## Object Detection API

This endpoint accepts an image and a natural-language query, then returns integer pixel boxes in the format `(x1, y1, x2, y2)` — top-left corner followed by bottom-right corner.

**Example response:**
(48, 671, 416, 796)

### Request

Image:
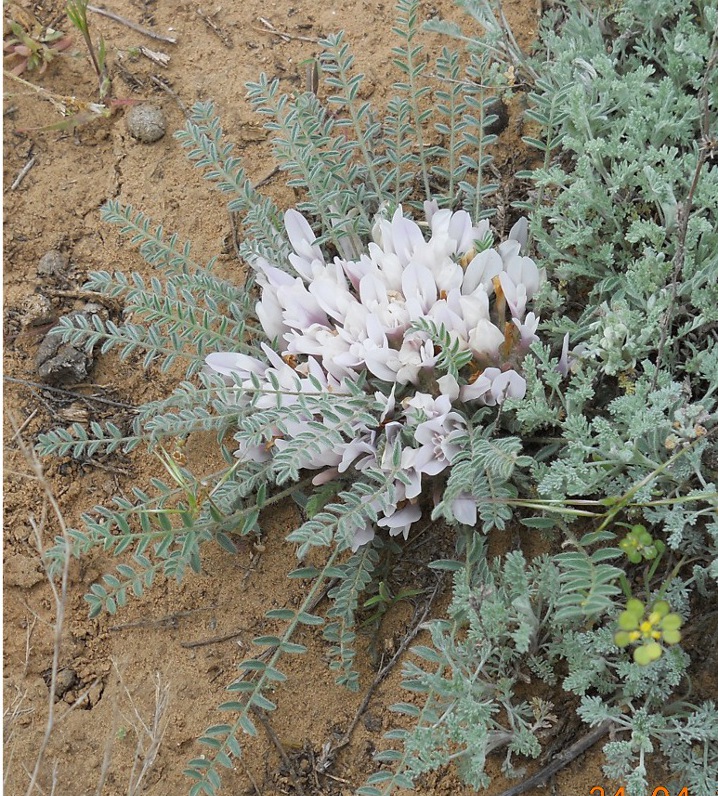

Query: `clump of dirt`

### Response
(125, 102, 166, 142)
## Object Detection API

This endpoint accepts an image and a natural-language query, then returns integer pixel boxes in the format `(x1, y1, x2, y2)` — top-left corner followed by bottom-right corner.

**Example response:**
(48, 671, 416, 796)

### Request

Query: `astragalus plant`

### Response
(37, 0, 718, 794)
(204, 203, 541, 551)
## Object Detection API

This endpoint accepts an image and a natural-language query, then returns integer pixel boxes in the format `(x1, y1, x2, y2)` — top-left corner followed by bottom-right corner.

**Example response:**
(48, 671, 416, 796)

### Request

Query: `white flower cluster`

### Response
(207, 203, 545, 549)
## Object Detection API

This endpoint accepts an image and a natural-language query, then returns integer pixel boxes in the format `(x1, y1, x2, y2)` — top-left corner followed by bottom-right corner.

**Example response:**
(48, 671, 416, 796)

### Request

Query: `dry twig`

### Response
(255, 165, 281, 189)
(109, 606, 215, 632)
(180, 629, 247, 649)
(122, 669, 170, 796)
(650, 36, 718, 390)
(196, 8, 233, 48)
(4, 376, 138, 412)
(3, 688, 34, 791)
(10, 156, 37, 190)
(493, 719, 614, 796)
(149, 75, 189, 117)
(9, 413, 73, 796)
(255, 17, 320, 44)
(139, 46, 170, 68)
(251, 706, 307, 796)
(318, 576, 444, 773)
(87, 4, 177, 44)
(11, 409, 39, 443)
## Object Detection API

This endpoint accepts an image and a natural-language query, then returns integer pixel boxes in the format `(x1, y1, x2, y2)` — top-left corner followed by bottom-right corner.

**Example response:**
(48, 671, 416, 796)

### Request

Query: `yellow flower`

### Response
(614, 598, 683, 665)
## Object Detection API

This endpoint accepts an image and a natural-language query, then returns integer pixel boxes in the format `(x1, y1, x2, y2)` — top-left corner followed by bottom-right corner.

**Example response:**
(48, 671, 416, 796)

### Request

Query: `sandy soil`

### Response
(4, 1, 622, 794)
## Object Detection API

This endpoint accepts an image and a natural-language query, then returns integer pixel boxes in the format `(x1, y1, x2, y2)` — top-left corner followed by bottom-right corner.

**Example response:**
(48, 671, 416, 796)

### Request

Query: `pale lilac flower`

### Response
(452, 493, 478, 525)
(394, 446, 424, 501)
(208, 205, 548, 550)
(423, 199, 440, 225)
(426, 295, 468, 345)
(375, 386, 396, 422)
(338, 437, 377, 473)
(205, 351, 268, 381)
(468, 318, 505, 360)
(351, 522, 376, 552)
(419, 251, 465, 294)
(497, 272, 530, 320)
(395, 335, 437, 384)
(447, 209, 481, 255)
(557, 334, 586, 376)
(557, 332, 571, 377)
(458, 288, 491, 330)
(232, 437, 273, 464)
(286, 324, 353, 380)
(485, 368, 527, 405)
(308, 260, 354, 324)
(285, 208, 325, 279)
(366, 245, 404, 292)
(274, 426, 343, 472)
(254, 259, 296, 346)
(462, 248, 503, 296)
(508, 217, 529, 253)
(276, 278, 329, 330)
(403, 392, 453, 424)
(412, 411, 465, 476)
(459, 367, 526, 405)
(378, 503, 422, 539)
(437, 374, 460, 401)
(372, 207, 425, 265)
(497, 238, 522, 267)
(459, 371, 493, 403)
(341, 251, 375, 291)
(359, 273, 411, 338)
(426, 201, 490, 255)
(359, 330, 399, 383)
(313, 467, 340, 486)
(401, 261, 438, 314)
(497, 241, 543, 321)
(513, 311, 541, 350)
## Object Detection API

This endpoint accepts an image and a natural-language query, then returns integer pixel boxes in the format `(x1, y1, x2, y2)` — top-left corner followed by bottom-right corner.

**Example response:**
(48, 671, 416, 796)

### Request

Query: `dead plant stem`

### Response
(4, 376, 138, 411)
(650, 36, 717, 391)
(251, 706, 307, 796)
(255, 17, 320, 44)
(494, 719, 614, 796)
(11, 410, 38, 443)
(320, 576, 443, 772)
(149, 75, 189, 116)
(86, 5, 177, 43)
(180, 629, 247, 649)
(196, 8, 233, 48)
(10, 414, 73, 796)
(11, 155, 37, 190)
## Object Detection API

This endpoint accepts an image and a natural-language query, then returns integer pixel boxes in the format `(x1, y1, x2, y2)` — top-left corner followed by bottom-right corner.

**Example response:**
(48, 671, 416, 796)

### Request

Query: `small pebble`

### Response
(37, 249, 68, 278)
(86, 681, 104, 708)
(35, 311, 95, 385)
(126, 103, 166, 143)
(484, 98, 510, 136)
(52, 668, 78, 701)
(21, 293, 54, 327)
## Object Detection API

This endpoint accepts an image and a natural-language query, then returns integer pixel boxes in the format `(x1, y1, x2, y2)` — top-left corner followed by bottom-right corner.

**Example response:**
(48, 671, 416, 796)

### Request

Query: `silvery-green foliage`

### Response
(596, 702, 718, 796)
(359, 543, 559, 795)
(522, 0, 718, 374)
(35, 0, 718, 793)
(511, 0, 718, 571)
(360, 0, 718, 793)
(364, 535, 710, 796)
(659, 702, 718, 796)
